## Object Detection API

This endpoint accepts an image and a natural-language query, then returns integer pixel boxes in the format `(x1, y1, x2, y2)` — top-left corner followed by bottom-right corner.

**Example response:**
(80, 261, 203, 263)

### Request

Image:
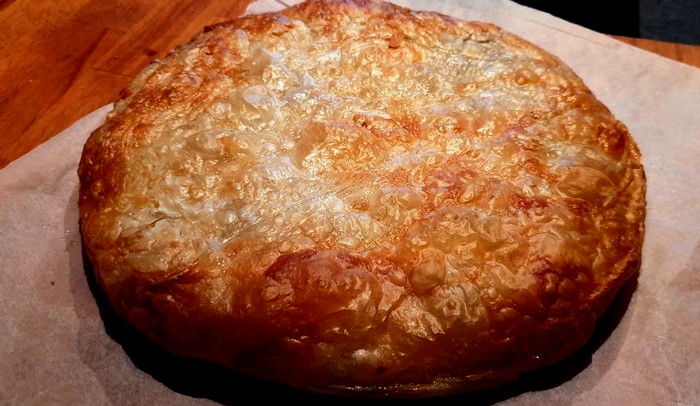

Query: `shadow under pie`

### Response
(81, 246, 638, 405)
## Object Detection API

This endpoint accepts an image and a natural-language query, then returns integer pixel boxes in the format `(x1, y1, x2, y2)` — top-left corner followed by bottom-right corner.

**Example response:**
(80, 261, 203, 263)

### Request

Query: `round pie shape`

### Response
(78, 0, 646, 397)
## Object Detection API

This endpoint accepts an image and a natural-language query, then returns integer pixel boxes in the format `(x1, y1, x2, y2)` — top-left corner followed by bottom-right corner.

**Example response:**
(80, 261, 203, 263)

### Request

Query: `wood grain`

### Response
(0, 0, 252, 169)
(1, 0, 699, 169)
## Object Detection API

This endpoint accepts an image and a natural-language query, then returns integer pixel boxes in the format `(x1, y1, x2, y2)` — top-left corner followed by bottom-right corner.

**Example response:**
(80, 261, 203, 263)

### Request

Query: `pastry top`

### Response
(78, 0, 645, 397)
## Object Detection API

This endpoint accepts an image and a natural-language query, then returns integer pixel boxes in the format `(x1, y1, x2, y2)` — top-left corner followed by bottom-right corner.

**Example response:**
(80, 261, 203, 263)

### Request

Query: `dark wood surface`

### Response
(1, 0, 699, 169)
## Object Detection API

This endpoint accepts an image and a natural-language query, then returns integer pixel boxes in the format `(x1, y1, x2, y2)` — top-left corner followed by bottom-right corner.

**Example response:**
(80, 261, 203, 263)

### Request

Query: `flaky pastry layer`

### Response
(78, 0, 645, 397)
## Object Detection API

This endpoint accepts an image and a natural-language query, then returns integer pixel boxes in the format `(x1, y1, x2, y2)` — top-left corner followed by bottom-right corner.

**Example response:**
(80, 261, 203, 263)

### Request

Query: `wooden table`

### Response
(1, 0, 699, 170)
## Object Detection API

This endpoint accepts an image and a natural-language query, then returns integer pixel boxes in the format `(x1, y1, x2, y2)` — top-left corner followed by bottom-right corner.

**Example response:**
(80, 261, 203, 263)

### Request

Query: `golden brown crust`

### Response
(78, 0, 646, 397)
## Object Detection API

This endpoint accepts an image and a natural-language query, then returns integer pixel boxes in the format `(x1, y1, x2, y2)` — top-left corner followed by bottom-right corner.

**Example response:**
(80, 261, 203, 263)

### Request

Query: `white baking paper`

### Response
(1, 0, 699, 404)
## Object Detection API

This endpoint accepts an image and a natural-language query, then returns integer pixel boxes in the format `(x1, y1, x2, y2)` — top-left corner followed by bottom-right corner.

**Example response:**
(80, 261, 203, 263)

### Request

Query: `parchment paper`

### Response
(2, 0, 699, 404)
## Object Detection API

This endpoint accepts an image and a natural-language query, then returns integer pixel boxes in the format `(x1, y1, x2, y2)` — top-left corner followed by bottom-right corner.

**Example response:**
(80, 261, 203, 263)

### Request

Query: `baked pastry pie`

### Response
(78, 0, 646, 397)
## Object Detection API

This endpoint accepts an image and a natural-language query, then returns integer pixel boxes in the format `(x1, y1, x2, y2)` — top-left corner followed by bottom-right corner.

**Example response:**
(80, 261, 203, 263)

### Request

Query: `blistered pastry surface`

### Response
(78, 0, 645, 396)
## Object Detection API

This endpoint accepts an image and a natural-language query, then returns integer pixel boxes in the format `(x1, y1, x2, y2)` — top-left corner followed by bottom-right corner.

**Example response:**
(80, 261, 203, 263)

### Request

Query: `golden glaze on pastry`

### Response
(78, 0, 646, 397)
